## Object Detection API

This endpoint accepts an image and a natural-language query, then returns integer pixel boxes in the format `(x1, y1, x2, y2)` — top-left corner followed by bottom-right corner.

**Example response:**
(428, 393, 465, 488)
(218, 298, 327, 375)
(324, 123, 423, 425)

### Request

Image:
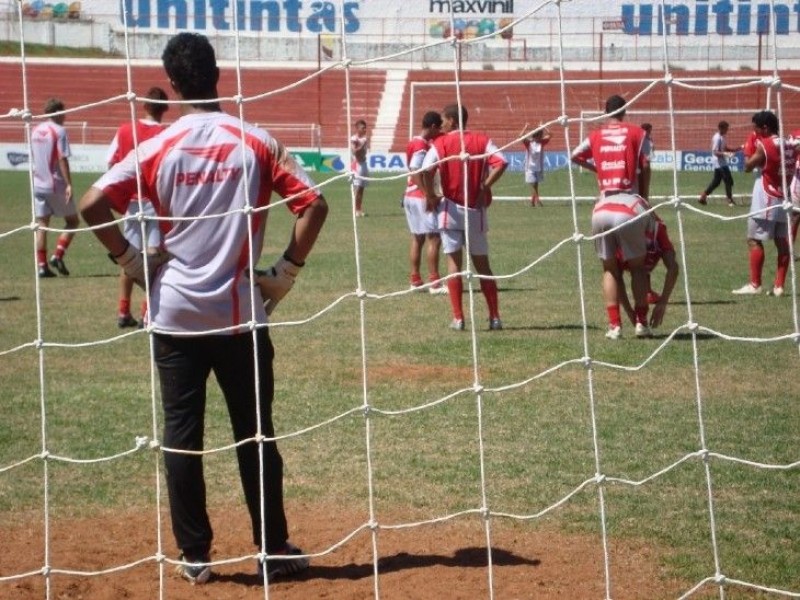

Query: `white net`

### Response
(1, 0, 799, 599)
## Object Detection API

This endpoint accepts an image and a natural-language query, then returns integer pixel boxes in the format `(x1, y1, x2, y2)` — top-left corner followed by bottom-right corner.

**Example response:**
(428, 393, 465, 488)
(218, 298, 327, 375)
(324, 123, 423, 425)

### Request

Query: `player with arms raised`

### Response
(571, 94, 655, 339)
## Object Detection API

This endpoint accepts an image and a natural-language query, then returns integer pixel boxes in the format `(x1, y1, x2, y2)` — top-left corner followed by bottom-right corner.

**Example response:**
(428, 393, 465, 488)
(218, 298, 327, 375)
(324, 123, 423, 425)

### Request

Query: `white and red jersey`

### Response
(106, 118, 167, 167)
(93, 111, 321, 334)
(405, 134, 432, 200)
(30, 120, 71, 194)
(523, 136, 549, 177)
(572, 121, 647, 195)
(351, 133, 368, 166)
(757, 134, 797, 200)
(422, 129, 507, 209)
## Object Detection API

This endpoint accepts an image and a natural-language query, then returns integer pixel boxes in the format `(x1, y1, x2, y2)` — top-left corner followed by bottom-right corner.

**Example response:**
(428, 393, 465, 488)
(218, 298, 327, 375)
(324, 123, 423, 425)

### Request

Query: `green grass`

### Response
(0, 168, 798, 592)
(0, 40, 119, 58)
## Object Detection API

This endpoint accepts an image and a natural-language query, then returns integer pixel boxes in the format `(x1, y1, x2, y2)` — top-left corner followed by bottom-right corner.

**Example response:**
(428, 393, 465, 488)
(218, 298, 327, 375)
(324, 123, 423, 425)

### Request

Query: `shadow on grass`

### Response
(0, 296, 20, 301)
(214, 546, 541, 586)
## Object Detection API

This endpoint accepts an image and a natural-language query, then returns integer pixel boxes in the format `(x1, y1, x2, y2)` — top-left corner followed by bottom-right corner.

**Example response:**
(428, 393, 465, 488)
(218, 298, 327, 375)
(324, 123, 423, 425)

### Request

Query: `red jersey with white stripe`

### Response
(93, 111, 320, 334)
(572, 121, 647, 194)
(107, 118, 167, 167)
(422, 130, 507, 208)
(758, 134, 797, 199)
(405, 134, 431, 199)
(30, 120, 71, 194)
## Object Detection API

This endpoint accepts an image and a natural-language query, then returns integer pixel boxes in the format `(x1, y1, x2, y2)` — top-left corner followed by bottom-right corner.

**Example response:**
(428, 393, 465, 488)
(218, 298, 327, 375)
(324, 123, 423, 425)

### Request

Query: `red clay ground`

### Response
(1, 501, 689, 599)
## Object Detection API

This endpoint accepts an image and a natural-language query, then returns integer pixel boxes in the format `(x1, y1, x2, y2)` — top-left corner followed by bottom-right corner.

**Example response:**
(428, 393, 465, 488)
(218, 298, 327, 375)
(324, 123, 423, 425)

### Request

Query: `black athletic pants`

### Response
(704, 166, 734, 199)
(153, 329, 288, 558)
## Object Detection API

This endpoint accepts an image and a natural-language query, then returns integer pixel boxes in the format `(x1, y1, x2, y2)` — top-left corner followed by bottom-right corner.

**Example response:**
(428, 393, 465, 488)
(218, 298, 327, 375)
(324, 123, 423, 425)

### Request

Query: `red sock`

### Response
(410, 273, 423, 286)
(635, 306, 649, 325)
(606, 305, 622, 328)
(36, 249, 47, 267)
(428, 272, 441, 283)
(479, 279, 500, 320)
(446, 277, 463, 320)
(119, 298, 131, 317)
(749, 245, 765, 287)
(775, 253, 790, 288)
(54, 235, 72, 259)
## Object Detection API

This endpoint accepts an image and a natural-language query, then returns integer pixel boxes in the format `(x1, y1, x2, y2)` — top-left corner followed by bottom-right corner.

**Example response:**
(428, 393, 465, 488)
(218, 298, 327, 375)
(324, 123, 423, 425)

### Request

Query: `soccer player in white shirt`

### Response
(403, 110, 445, 293)
(699, 120, 740, 207)
(80, 32, 327, 585)
(31, 98, 78, 278)
(350, 119, 369, 217)
(572, 94, 655, 339)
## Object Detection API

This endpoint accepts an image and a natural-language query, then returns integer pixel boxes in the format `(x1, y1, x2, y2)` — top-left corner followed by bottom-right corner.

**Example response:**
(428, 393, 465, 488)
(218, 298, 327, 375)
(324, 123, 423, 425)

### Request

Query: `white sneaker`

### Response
(428, 285, 448, 295)
(605, 325, 621, 340)
(635, 323, 653, 338)
(450, 318, 465, 331)
(767, 286, 784, 297)
(732, 283, 762, 295)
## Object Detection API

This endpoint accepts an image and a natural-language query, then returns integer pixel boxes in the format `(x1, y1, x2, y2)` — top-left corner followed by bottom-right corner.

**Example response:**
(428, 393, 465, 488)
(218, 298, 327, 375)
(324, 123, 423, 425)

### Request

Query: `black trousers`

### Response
(153, 329, 288, 557)
(704, 166, 734, 199)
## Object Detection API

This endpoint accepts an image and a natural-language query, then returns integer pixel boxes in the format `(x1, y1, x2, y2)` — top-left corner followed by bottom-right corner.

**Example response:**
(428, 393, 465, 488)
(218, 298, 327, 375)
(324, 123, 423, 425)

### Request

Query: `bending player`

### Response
(403, 110, 446, 293)
(616, 215, 679, 329)
(106, 86, 169, 328)
(571, 94, 654, 340)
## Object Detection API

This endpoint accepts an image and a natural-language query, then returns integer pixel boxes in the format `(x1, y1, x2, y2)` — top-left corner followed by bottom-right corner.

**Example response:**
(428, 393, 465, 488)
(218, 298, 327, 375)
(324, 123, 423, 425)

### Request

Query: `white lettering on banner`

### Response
(116, 0, 361, 33)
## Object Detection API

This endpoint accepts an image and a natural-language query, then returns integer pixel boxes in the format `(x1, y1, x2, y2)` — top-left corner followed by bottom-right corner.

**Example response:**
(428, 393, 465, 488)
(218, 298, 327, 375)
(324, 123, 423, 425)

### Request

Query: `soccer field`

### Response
(0, 167, 798, 596)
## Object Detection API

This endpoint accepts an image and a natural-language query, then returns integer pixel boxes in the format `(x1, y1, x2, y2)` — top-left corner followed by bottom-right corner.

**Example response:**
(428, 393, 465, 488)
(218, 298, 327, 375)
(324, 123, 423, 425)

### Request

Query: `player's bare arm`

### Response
(650, 250, 679, 328)
(422, 170, 439, 212)
(79, 188, 128, 257)
(283, 196, 329, 265)
(59, 156, 73, 199)
(744, 146, 765, 173)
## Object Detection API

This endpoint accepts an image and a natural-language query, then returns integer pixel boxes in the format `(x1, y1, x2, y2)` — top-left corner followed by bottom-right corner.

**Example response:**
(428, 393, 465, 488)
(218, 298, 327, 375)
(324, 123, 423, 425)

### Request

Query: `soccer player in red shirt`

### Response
(571, 94, 655, 339)
(733, 110, 797, 296)
(616, 216, 679, 329)
(421, 103, 508, 330)
(106, 86, 169, 327)
(403, 110, 446, 293)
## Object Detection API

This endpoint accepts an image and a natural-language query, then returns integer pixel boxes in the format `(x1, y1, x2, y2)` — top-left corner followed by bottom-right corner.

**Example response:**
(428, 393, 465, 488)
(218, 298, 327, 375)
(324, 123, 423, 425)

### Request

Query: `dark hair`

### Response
(44, 98, 64, 114)
(421, 111, 442, 129)
(443, 103, 468, 127)
(162, 33, 219, 101)
(641, 122, 652, 133)
(144, 86, 169, 117)
(718, 120, 729, 130)
(355, 119, 367, 128)
(605, 95, 626, 118)
(751, 110, 778, 134)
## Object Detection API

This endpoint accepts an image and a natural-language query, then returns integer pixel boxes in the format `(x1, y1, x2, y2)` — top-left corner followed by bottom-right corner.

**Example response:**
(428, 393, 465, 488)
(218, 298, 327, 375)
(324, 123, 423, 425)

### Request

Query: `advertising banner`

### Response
(681, 150, 745, 172)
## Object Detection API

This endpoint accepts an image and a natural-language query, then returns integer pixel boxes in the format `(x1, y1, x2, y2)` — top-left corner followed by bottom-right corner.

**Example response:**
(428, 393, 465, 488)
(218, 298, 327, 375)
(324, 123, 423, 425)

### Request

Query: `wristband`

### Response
(108, 242, 131, 264)
(283, 252, 305, 268)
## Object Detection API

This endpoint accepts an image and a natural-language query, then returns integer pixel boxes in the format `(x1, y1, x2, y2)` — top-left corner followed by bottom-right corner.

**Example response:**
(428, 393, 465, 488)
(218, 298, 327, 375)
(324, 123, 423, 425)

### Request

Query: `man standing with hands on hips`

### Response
(80, 32, 328, 586)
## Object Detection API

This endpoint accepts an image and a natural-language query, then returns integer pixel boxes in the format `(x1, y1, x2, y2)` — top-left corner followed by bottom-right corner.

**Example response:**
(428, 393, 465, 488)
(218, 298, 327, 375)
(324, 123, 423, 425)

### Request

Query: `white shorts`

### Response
(747, 217, 788, 241)
(525, 170, 545, 185)
(438, 199, 489, 255)
(34, 190, 76, 219)
(404, 196, 438, 235)
(351, 161, 368, 189)
(790, 175, 800, 208)
(123, 201, 162, 250)
(591, 192, 650, 261)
